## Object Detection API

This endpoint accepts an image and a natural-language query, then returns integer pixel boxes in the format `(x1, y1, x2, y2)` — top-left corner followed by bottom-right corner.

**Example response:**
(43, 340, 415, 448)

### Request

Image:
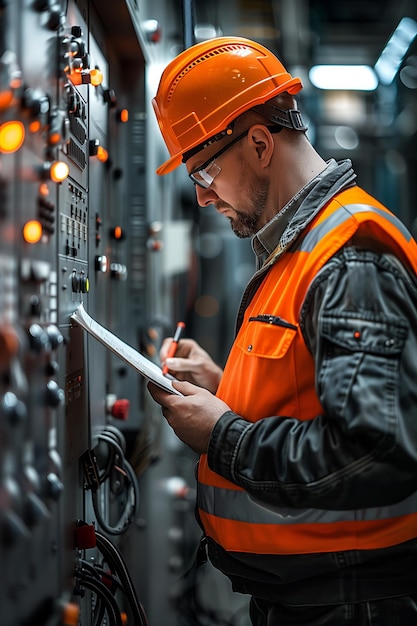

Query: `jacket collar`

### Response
(252, 159, 356, 269)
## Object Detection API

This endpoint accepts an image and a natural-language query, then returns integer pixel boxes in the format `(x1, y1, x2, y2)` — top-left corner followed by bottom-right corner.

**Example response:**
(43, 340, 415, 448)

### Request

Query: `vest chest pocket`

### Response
(236, 315, 298, 359)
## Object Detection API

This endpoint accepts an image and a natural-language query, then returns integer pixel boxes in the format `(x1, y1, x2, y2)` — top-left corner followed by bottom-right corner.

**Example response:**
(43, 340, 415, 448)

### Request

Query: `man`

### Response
(147, 36, 417, 625)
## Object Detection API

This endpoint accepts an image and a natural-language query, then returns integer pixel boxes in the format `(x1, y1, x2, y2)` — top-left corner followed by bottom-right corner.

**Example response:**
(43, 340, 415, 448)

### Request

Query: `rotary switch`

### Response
(1, 392, 27, 427)
(46, 324, 64, 350)
(45, 380, 65, 408)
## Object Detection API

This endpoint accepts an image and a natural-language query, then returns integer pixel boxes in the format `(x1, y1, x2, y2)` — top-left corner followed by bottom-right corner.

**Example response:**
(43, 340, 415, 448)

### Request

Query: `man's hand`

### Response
(160, 337, 223, 394)
(147, 380, 230, 454)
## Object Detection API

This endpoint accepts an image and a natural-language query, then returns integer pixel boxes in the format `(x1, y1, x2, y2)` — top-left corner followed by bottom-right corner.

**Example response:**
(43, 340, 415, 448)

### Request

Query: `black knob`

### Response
(28, 323, 48, 353)
(46, 473, 64, 500)
(1, 392, 27, 427)
(46, 325, 64, 350)
(45, 380, 64, 408)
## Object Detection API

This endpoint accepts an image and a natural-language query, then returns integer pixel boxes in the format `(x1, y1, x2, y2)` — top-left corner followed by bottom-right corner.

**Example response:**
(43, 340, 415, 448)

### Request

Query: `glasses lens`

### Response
(190, 161, 221, 188)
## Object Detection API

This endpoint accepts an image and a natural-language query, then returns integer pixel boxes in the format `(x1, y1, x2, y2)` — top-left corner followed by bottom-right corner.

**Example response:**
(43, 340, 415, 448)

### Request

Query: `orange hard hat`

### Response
(152, 37, 303, 176)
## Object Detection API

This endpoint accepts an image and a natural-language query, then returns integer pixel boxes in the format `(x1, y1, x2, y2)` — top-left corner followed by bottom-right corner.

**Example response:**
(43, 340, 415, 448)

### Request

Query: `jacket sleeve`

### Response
(207, 247, 417, 510)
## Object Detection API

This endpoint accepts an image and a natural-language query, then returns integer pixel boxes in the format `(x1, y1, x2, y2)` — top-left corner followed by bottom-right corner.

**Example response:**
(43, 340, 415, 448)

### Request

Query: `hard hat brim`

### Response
(156, 152, 183, 176)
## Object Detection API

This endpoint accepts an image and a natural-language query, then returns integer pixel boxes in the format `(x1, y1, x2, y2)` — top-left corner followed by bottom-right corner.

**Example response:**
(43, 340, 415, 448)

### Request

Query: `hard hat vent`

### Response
(167, 44, 249, 102)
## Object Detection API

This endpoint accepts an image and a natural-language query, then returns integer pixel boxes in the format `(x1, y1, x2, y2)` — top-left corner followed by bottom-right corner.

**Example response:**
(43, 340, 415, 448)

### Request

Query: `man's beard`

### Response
(222, 173, 270, 238)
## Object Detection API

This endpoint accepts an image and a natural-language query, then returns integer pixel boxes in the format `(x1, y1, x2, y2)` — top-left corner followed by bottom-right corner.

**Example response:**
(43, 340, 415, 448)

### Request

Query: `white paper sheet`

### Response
(71, 303, 182, 395)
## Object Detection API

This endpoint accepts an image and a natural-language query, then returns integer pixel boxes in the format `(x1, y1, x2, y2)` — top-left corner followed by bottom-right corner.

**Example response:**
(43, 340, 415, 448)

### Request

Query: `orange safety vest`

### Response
(198, 186, 417, 556)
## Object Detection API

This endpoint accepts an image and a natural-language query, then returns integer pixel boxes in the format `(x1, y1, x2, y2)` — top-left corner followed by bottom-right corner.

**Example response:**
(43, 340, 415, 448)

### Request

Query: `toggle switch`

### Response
(95, 255, 108, 273)
(71, 270, 89, 293)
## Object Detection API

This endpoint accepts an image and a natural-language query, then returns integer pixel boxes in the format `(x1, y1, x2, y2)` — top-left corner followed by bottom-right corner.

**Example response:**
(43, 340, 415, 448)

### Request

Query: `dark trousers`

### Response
(249, 595, 417, 626)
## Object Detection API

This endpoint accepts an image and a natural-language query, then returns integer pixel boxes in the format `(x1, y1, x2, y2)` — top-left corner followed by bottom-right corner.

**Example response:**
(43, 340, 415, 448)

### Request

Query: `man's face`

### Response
(186, 132, 271, 239)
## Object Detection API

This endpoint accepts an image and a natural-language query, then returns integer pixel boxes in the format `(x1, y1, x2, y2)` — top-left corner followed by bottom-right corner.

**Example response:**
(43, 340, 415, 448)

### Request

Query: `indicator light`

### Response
(29, 120, 41, 133)
(96, 145, 108, 162)
(39, 182, 50, 196)
(49, 160, 69, 183)
(48, 131, 61, 145)
(23, 220, 43, 243)
(118, 108, 129, 123)
(0, 91, 13, 110)
(0, 120, 25, 153)
(90, 68, 103, 86)
(111, 226, 124, 240)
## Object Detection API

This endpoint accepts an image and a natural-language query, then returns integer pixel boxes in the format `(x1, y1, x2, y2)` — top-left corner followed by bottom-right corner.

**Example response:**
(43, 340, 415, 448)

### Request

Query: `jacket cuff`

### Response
(207, 411, 250, 483)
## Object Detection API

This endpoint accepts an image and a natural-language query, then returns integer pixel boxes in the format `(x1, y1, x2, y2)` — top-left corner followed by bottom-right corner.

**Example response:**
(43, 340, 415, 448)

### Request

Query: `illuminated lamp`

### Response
(118, 108, 129, 123)
(0, 91, 14, 110)
(90, 68, 103, 87)
(0, 120, 25, 153)
(39, 182, 50, 196)
(96, 145, 108, 162)
(23, 220, 43, 244)
(309, 65, 378, 91)
(29, 120, 41, 133)
(111, 225, 125, 240)
(49, 160, 69, 183)
(48, 131, 61, 145)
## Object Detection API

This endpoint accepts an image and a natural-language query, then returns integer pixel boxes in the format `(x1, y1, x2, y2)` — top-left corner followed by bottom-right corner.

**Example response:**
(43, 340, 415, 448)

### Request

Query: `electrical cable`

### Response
(79, 560, 121, 626)
(88, 428, 140, 535)
(91, 455, 139, 535)
(95, 530, 148, 626)
(80, 559, 125, 595)
(77, 572, 123, 626)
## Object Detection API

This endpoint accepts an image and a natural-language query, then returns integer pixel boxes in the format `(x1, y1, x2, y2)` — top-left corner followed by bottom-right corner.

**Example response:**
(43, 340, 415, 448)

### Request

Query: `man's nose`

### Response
(195, 184, 219, 207)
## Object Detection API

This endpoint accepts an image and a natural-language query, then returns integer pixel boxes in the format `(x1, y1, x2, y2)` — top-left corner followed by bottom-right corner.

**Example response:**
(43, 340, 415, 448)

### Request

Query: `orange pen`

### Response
(162, 322, 185, 375)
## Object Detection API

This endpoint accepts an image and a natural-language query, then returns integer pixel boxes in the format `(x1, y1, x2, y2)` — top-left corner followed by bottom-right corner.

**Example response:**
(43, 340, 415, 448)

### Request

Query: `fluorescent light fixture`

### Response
(374, 17, 417, 85)
(309, 65, 378, 91)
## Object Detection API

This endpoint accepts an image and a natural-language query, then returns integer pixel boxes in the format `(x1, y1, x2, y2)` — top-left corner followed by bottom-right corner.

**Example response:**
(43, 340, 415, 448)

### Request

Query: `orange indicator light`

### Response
(119, 108, 129, 123)
(96, 145, 109, 162)
(39, 182, 50, 196)
(29, 120, 41, 133)
(114, 226, 122, 239)
(23, 220, 43, 244)
(90, 69, 103, 86)
(0, 120, 25, 153)
(50, 160, 69, 183)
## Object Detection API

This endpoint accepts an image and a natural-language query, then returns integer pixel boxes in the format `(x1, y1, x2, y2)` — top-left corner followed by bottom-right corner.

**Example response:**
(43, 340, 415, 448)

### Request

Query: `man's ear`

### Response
(247, 125, 275, 168)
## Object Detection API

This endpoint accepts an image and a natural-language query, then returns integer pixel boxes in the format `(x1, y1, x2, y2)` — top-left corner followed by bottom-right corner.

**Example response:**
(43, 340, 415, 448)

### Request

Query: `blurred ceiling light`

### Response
(309, 65, 378, 91)
(374, 17, 417, 85)
(194, 24, 219, 42)
(334, 126, 359, 150)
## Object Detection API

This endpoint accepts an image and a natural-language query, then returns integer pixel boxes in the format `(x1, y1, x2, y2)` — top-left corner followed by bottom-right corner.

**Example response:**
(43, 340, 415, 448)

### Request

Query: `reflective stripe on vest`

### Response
(198, 186, 417, 556)
(198, 484, 417, 525)
(299, 203, 414, 253)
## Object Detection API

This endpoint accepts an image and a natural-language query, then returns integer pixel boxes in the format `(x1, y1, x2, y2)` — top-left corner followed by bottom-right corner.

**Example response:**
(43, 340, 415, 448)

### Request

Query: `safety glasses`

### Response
(188, 129, 250, 188)
(188, 125, 283, 189)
